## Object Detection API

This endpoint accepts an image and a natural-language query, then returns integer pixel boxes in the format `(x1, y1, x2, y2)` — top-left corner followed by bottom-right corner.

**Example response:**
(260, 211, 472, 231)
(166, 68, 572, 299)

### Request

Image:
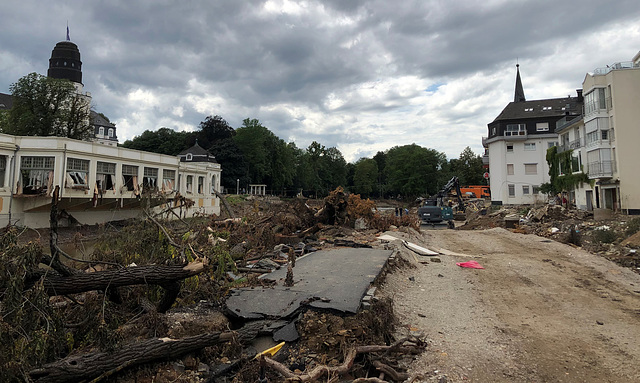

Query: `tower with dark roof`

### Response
(514, 64, 526, 102)
(47, 41, 83, 85)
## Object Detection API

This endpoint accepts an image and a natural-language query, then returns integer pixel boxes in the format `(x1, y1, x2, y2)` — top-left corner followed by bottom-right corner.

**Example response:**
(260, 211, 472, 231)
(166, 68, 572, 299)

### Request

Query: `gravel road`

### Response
(381, 227, 640, 382)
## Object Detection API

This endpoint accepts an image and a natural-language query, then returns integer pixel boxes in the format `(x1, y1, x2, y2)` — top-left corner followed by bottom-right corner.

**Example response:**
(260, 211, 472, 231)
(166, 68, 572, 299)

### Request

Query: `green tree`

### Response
(451, 146, 484, 186)
(234, 118, 296, 194)
(385, 144, 446, 198)
(5, 73, 93, 140)
(121, 127, 191, 155)
(373, 151, 387, 198)
(194, 116, 247, 190)
(353, 158, 378, 197)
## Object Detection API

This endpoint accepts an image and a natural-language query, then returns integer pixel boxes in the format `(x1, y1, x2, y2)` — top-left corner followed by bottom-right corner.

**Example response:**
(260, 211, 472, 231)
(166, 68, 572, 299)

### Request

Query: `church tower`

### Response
(513, 64, 526, 102)
(47, 40, 83, 89)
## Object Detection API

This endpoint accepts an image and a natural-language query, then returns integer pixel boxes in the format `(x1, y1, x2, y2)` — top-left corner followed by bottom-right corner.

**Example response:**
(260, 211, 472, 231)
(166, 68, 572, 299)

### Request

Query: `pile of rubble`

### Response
(461, 203, 640, 273)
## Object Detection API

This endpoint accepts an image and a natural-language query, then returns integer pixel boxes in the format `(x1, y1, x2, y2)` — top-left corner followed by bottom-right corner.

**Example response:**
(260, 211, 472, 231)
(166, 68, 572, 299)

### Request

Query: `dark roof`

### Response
(178, 142, 218, 163)
(90, 111, 115, 128)
(492, 96, 582, 122)
(0, 92, 13, 110)
(179, 142, 209, 156)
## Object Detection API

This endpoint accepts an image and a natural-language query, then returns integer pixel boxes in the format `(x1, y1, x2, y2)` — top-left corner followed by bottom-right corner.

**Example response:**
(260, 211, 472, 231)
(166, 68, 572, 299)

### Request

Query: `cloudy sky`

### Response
(2, 1, 639, 162)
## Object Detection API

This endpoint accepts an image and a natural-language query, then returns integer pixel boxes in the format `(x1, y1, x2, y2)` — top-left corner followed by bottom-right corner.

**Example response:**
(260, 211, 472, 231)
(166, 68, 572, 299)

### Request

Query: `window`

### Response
(542, 106, 552, 111)
(108, 128, 114, 138)
(524, 108, 533, 112)
(96, 161, 116, 192)
(186, 175, 193, 193)
(143, 167, 158, 190)
(601, 130, 609, 140)
(198, 176, 204, 194)
(122, 165, 139, 192)
(585, 88, 606, 114)
(20, 156, 54, 195)
(492, 127, 496, 136)
(536, 122, 549, 132)
(0, 156, 6, 187)
(162, 169, 176, 192)
(186, 153, 193, 161)
(98, 126, 104, 136)
(66, 158, 90, 188)
(507, 145, 513, 152)
(524, 143, 536, 151)
(571, 156, 579, 173)
(524, 163, 537, 175)
(505, 124, 526, 136)
(532, 185, 540, 195)
(508, 184, 515, 197)
(587, 131, 598, 145)
(548, 141, 558, 149)
(211, 175, 217, 194)
(522, 185, 530, 195)
(507, 164, 514, 175)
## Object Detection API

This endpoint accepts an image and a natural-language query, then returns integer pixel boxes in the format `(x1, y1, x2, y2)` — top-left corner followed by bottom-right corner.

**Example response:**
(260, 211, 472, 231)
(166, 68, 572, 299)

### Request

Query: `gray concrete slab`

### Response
(226, 248, 392, 320)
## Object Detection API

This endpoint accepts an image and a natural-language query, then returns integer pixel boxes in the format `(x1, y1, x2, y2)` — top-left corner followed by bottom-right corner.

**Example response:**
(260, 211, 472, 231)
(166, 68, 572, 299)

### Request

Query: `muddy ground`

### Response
(383, 227, 640, 382)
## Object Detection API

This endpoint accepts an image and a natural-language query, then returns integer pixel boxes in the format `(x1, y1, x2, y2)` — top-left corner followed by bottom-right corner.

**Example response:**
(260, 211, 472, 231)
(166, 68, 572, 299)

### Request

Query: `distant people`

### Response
(395, 207, 399, 217)
(399, 207, 403, 217)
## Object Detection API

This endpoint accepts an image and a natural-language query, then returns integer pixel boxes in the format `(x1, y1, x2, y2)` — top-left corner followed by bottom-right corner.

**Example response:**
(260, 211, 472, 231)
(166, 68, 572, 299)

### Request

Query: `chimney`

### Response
(576, 89, 583, 102)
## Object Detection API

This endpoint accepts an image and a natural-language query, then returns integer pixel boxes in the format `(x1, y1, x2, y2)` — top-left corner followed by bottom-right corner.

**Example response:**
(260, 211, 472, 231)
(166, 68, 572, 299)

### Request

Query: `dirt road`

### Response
(382, 227, 640, 382)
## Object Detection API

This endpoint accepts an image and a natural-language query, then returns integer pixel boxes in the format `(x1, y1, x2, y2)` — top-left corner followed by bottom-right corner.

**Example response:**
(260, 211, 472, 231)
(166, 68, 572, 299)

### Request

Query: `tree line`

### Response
(122, 115, 485, 199)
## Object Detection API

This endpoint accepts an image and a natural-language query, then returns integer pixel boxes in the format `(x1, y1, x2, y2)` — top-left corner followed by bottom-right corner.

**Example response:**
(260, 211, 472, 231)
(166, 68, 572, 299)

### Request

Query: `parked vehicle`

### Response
(458, 185, 490, 199)
(417, 176, 465, 228)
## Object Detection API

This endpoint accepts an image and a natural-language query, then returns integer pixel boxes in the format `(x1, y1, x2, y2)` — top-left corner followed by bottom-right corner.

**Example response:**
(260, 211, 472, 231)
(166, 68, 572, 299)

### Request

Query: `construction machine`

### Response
(417, 176, 466, 228)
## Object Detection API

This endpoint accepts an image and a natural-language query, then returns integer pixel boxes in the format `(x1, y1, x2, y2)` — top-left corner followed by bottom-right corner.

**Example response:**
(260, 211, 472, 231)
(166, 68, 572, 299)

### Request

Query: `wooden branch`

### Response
(29, 331, 234, 383)
(264, 348, 357, 381)
(371, 360, 409, 381)
(41, 261, 207, 296)
(263, 339, 424, 382)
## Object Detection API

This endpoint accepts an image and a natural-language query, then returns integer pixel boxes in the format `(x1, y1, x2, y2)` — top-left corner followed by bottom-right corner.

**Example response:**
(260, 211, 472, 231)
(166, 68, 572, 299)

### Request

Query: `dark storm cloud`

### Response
(1, 0, 639, 161)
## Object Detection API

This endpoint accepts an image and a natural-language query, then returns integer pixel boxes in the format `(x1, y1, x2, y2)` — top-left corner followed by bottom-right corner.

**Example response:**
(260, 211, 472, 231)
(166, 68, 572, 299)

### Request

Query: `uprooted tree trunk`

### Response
(37, 261, 207, 313)
(29, 331, 235, 383)
(29, 320, 271, 383)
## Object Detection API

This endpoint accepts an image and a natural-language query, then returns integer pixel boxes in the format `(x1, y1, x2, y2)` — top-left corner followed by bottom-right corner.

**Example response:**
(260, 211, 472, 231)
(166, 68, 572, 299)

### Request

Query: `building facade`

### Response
(483, 65, 583, 205)
(556, 51, 640, 214)
(0, 134, 221, 228)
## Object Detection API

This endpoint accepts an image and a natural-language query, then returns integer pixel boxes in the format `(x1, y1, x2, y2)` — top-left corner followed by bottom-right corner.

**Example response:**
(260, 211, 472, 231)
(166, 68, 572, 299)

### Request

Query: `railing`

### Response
(593, 61, 636, 75)
(504, 130, 526, 137)
(558, 137, 584, 153)
(587, 160, 616, 178)
(585, 136, 612, 149)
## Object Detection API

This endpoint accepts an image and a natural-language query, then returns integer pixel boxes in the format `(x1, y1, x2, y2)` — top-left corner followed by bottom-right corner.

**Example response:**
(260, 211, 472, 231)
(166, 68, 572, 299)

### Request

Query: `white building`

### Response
(556, 51, 640, 214)
(0, 134, 221, 228)
(483, 65, 583, 205)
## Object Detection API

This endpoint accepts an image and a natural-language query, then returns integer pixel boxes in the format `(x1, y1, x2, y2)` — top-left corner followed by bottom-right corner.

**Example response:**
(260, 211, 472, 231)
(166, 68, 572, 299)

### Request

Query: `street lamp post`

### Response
(236, 179, 240, 195)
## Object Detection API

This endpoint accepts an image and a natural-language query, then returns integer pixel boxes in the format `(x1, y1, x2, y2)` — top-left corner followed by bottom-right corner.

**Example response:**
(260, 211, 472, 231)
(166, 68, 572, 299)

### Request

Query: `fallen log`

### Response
(41, 260, 206, 296)
(29, 331, 234, 383)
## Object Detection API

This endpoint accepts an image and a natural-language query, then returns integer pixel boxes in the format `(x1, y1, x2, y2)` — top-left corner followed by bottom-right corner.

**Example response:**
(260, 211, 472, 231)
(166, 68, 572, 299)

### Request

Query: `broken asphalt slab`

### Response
(225, 248, 393, 320)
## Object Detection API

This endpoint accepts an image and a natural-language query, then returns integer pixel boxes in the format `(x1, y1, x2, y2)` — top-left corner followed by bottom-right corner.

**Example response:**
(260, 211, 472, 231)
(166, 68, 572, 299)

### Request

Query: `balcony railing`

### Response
(585, 136, 612, 149)
(593, 61, 637, 75)
(586, 160, 616, 178)
(558, 137, 585, 153)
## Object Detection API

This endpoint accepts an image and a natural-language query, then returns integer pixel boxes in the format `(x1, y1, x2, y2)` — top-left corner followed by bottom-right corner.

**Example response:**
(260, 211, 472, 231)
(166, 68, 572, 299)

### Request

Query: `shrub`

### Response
(625, 217, 640, 236)
(592, 228, 617, 244)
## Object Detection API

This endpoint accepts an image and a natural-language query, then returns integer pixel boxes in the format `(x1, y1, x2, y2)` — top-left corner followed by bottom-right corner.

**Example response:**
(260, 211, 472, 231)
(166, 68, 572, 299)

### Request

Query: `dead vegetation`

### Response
(1, 188, 422, 383)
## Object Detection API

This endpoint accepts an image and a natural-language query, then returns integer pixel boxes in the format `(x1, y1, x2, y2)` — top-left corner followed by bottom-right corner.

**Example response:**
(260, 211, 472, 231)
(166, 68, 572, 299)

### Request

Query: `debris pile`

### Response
(4, 189, 425, 383)
(461, 203, 640, 273)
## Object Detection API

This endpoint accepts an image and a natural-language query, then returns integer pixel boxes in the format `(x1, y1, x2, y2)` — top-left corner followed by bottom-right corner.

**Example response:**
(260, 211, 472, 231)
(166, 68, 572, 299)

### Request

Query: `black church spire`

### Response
(514, 64, 525, 102)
